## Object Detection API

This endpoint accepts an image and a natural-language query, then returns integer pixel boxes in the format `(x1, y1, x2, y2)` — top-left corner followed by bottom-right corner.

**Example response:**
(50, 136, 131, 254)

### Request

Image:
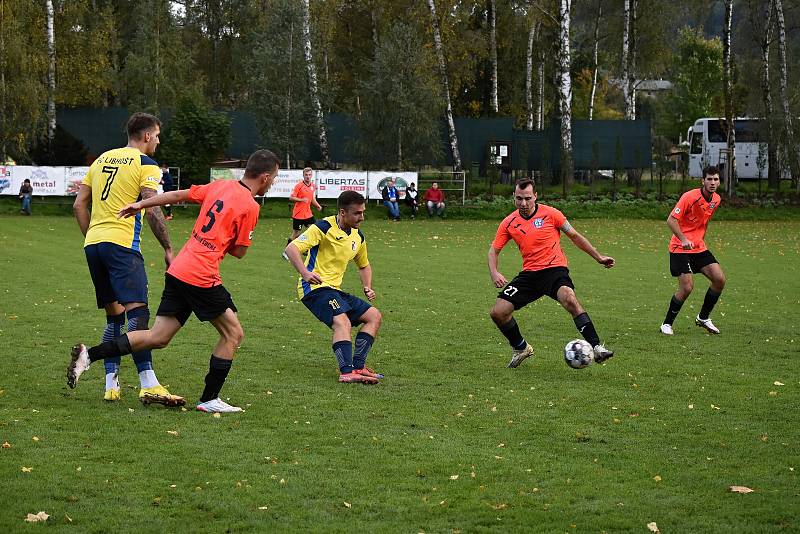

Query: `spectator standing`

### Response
(160, 163, 175, 219)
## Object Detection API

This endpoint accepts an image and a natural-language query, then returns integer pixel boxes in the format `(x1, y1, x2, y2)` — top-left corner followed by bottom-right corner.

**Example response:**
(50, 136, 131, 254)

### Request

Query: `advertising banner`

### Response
(0, 166, 12, 195)
(65, 167, 90, 195)
(8, 166, 67, 196)
(209, 168, 305, 198)
(367, 171, 418, 200)
(315, 170, 368, 199)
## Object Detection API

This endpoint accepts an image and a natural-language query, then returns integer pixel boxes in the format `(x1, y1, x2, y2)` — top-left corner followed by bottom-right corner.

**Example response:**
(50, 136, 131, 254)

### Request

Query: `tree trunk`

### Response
(46, 0, 56, 143)
(525, 20, 538, 130)
(489, 0, 498, 114)
(536, 51, 544, 131)
(426, 0, 462, 170)
(723, 0, 735, 195)
(285, 19, 294, 169)
(773, 0, 800, 189)
(557, 0, 573, 191)
(588, 0, 602, 120)
(622, 0, 636, 120)
(302, 0, 331, 168)
(758, 0, 779, 189)
(0, 0, 6, 159)
(397, 123, 402, 169)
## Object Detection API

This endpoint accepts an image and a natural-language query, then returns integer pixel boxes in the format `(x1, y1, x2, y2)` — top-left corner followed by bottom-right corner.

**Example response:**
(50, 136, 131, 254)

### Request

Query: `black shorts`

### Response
(292, 217, 316, 231)
(156, 273, 237, 326)
(669, 250, 718, 276)
(497, 267, 575, 310)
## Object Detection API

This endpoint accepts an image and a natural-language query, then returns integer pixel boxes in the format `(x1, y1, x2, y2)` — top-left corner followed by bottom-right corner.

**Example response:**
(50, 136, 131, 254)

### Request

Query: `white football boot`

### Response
(507, 343, 534, 368)
(695, 315, 720, 334)
(196, 398, 243, 413)
(660, 324, 674, 335)
(67, 343, 91, 389)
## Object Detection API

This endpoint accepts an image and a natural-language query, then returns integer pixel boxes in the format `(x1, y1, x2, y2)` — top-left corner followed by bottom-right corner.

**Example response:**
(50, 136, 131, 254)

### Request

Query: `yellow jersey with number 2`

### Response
(81, 147, 161, 251)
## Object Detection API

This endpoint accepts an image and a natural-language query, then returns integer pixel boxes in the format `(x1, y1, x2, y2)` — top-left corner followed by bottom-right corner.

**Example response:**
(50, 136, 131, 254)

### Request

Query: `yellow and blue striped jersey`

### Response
(292, 215, 369, 298)
(82, 147, 161, 250)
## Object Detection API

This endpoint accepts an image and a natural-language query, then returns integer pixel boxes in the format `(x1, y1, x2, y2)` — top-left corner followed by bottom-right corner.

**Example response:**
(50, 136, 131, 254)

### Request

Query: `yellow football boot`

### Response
(139, 385, 186, 407)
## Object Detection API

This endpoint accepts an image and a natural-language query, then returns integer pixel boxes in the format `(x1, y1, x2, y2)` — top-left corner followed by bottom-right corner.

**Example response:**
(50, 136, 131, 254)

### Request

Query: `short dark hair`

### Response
(126, 112, 161, 139)
(338, 190, 365, 210)
(702, 165, 720, 178)
(244, 149, 280, 178)
(515, 178, 536, 192)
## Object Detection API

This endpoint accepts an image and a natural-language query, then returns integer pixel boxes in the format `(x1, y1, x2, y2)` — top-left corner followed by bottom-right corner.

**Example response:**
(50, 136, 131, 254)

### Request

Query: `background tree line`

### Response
(1, 0, 799, 188)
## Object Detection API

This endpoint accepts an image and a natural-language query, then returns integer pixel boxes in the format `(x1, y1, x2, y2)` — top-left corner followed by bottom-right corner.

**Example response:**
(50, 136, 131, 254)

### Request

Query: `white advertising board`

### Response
(210, 168, 306, 198)
(8, 166, 67, 196)
(367, 171, 418, 200)
(315, 170, 369, 199)
(65, 167, 90, 195)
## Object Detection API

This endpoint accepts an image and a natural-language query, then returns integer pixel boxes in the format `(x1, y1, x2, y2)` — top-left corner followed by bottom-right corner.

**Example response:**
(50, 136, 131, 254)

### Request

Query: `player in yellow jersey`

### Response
(71, 112, 184, 406)
(284, 191, 384, 384)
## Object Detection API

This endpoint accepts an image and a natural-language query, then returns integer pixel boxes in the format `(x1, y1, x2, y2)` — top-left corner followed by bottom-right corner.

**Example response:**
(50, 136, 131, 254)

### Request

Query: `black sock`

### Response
(498, 318, 526, 350)
(88, 334, 132, 362)
(663, 296, 684, 325)
(200, 355, 232, 403)
(333, 341, 354, 374)
(353, 332, 375, 369)
(699, 289, 721, 320)
(574, 312, 600, 347)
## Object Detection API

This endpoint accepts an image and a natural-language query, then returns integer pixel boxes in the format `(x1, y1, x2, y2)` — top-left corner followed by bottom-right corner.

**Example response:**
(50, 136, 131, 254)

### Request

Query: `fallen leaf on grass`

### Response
(258, 506, 269, 510)
(647, 522, 660, 533)
(653, 475, 662, 482)
(21, 467, 32, 473)
(32, 436, 40, 442)
(2, 441, 11, 448)
(773, 381, 784, 386)
(343, 502, 351, 508)
(730, 486, 754, 494)
(493, 503, 508, 510)
(449, 475, 459, 480)
(25, 512, 49, 523)
(166, 431, 179, 436)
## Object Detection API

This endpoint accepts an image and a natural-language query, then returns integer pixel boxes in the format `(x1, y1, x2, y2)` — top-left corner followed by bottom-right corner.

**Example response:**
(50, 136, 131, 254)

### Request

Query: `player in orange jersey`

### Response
(488, 179, 615, 368)
(283, 167, 322, 260)
(660, 166, 725, 335)
(67, 150, 281, 413)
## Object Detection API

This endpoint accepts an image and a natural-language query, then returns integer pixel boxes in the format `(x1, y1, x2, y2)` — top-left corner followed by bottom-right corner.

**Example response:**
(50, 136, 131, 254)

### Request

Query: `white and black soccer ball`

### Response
(564, 339, 593, 369)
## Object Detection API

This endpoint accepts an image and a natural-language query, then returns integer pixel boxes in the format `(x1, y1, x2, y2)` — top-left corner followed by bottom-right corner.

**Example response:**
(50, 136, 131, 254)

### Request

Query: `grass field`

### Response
(1, 212, 799, 532)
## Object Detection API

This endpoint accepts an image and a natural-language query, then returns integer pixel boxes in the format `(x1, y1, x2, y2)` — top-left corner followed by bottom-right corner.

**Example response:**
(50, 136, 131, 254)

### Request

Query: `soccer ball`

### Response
(564, 339, 593, 369)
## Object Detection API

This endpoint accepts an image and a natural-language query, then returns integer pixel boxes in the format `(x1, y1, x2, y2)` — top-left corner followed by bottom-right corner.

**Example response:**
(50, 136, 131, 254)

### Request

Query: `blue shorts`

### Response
(84, 242, 148, 308)
(302, 288, 372, 328)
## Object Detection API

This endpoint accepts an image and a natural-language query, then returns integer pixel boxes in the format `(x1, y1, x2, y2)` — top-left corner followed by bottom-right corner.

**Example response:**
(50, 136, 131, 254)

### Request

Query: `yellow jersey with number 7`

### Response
(81, 147, 161, 251)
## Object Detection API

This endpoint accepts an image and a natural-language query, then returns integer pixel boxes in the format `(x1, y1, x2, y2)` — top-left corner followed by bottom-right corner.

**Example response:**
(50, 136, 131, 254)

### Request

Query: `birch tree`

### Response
(588, 0, 602, 120)
(772, 0, 800, 189)
(749, 0, 778, 188)
(557, 0, 573, 189)
(489, 0, 498, 114)
(302, 0, 331, 168)
(426, 0, 461, 170)
(46, 0, 55, 142)
(722, 0, 735, 194)
(621, 0, 636, 120)
(525, 19, 540, 130)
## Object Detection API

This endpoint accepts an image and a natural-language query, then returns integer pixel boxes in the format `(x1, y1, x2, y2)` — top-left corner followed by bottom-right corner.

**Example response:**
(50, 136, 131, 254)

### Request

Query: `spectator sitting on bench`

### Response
(424, 182, 445, 218)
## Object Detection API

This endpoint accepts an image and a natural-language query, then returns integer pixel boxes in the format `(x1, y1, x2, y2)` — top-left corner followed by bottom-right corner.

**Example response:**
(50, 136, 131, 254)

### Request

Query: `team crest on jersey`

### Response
(299, 234, 308, 241)
(708, 202, 716, 209)
(533, 217, 545, 228)
(674, 207, 681, 214)
(352, 241, 356, 251)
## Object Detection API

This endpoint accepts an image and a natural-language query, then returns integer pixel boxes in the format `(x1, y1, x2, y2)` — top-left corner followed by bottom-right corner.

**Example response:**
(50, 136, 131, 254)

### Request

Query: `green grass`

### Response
(1, 214, 799, 532)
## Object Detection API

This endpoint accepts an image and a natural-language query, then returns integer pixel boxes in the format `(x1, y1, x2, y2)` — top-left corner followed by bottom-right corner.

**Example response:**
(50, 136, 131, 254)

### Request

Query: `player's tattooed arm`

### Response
(141, 188, 173, 265)
(559, 220, 573, 233)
